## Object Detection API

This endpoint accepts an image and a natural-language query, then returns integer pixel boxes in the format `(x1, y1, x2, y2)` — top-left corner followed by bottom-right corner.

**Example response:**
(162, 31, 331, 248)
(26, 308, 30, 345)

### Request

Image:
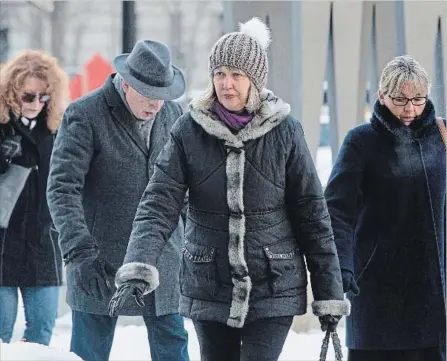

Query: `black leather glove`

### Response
(342, 269, 360, 295)
(319, 314, 342, 332)
(65, 247, 115, 301)
(108, 279, 148, 317)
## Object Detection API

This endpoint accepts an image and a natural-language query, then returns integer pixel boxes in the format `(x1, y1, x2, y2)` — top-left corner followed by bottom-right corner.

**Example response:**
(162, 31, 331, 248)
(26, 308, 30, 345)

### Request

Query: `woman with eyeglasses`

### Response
(325, 55, 446, 361)
(0, 50, 69, 345)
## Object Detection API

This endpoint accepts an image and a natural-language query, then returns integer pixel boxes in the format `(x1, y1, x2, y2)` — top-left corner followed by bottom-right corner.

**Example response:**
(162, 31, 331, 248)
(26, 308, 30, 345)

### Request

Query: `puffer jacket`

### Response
(117, 89, 349, 327)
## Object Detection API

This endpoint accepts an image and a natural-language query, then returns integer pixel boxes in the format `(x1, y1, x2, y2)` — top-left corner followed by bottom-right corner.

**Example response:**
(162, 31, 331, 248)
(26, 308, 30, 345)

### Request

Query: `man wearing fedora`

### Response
(47, 40, 190, 361)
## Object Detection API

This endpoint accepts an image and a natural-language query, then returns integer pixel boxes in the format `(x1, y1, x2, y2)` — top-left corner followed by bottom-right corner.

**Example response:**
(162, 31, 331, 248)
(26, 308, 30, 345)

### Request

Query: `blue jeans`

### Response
(71, 311, 190, 361)
(0, 286, 59, 345)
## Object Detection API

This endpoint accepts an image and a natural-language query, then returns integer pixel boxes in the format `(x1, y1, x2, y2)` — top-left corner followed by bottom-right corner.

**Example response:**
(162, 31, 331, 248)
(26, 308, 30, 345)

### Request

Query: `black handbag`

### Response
(0, 131, 31, 228)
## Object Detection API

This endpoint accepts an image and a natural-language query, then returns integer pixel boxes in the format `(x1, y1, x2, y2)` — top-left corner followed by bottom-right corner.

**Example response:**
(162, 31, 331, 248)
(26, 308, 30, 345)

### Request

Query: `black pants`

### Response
(348, 346, 446, 361)
(193, 316, 293, 361)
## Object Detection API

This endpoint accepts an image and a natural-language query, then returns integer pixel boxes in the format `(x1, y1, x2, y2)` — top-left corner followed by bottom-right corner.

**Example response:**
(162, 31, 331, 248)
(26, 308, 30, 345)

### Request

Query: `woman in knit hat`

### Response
(109, 18, 349, 361)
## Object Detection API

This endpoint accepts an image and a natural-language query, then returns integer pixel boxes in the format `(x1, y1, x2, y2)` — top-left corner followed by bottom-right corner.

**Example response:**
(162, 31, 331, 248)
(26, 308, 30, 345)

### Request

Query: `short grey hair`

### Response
(378, 55, 431, 97)
(192, 77, 261, 114)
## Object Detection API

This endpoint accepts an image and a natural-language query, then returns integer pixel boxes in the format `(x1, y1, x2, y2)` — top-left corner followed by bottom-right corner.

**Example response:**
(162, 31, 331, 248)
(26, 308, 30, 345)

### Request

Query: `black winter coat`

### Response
(0, 113, 62, 287)
(325, 100, 446, 350)
(116, 89, 350, 328)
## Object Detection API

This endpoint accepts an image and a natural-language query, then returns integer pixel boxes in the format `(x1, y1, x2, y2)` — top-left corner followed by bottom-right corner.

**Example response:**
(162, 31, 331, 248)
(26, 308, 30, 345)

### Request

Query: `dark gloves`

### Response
(312, 299, 350, 334)
(319, 314, 342, 332)
(108, 279, 149, 317)
(108, 262, 160, 316)
(64, 247, 115, 301)
(342, 269, 360, 295)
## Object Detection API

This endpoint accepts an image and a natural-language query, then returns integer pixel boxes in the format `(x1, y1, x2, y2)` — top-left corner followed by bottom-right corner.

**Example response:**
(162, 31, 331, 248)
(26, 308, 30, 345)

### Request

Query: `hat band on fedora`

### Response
(127, 65, 175, 88)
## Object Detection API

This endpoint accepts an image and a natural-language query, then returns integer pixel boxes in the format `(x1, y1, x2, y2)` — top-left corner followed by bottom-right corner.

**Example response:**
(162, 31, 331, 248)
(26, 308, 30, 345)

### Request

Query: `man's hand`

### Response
(108, 280, 148, 317)
(65, 248, 115, 300)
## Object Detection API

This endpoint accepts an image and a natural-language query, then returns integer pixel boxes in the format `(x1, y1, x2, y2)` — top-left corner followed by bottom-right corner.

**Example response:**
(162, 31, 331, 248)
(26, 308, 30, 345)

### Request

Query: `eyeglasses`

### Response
(21, 92, 51, 104)
(389, 96, 427, 107)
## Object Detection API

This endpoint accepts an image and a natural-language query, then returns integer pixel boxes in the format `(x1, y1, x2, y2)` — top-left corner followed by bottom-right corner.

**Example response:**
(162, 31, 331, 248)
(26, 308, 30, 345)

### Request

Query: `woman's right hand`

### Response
(108, 280, 147, 317)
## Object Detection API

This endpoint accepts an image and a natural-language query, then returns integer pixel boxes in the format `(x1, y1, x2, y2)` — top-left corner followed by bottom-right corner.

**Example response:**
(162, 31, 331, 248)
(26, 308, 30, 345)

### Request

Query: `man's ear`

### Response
(122, 80, 129, 93)
(378, 90, 385, 105)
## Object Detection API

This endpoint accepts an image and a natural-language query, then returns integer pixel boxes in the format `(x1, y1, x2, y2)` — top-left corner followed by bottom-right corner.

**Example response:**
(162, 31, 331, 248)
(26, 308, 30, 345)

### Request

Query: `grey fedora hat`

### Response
(113, 40, 186, 101)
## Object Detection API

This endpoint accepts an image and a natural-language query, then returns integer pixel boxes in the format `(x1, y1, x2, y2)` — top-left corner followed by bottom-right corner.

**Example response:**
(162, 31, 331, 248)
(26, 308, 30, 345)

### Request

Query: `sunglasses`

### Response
(21, 92, 51, 104)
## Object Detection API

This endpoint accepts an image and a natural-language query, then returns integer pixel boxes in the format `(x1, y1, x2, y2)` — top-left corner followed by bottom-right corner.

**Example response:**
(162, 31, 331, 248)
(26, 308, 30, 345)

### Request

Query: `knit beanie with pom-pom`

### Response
(208, 17, 271, 92)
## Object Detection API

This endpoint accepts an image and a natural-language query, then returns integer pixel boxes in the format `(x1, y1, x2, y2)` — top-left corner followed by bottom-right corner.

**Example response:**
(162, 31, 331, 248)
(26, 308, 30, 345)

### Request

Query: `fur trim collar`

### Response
(372, 99, 436, 140)
(189, 89, 290, 327)
(189, 89, 290, 147)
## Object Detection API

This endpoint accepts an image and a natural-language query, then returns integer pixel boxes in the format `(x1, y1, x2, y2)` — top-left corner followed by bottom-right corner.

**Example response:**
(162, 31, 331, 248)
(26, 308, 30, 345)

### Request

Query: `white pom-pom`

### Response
(238, 17, 271, 49)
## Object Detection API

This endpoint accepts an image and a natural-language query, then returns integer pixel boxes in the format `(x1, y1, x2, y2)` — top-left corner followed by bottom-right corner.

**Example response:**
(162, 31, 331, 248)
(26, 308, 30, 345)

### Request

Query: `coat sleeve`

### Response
(324, 129, 365, 275)
(46, 102, 97, 257)
(286, 119, 349, 317)
(115, 126, 188, 288)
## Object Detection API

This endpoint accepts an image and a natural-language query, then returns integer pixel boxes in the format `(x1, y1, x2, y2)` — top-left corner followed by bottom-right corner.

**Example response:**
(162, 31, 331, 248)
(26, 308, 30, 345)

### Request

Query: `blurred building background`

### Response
(1, 0, 446, 331)
(0, 1, 223, 93)
(0, 1, 445, 161)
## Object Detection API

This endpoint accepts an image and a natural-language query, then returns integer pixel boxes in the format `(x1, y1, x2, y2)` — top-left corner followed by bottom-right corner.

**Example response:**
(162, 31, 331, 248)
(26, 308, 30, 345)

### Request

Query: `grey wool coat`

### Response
(47, 74, 184, 316)
(115, 89, 350, 328)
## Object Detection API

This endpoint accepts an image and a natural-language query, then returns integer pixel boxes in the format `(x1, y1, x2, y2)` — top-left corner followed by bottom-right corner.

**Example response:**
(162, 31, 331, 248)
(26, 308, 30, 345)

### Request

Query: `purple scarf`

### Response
(212, 101, 253, 131)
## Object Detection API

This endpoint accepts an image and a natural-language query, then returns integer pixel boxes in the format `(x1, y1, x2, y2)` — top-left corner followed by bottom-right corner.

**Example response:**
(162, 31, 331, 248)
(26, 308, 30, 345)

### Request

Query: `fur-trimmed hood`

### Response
(189, 89, 291, 145)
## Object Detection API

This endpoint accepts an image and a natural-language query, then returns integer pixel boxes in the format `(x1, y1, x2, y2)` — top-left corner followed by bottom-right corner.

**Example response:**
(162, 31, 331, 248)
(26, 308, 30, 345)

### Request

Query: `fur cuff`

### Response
(312, 299, 351, 317)
(115, 262, 159, 295)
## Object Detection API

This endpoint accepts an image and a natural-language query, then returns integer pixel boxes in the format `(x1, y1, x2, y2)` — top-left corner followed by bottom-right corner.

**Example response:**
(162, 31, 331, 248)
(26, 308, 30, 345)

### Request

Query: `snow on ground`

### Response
(2, 309, 347, 361)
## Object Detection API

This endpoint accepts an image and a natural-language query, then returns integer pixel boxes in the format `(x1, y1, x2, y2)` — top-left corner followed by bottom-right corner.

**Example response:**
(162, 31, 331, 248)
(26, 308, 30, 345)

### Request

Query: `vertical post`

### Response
(222, 1, 234, 34)
(433, 18, 445, 116)
(265, 14, 274, 91)
(395, 0, 406, 55)
(0, 1, 9, 63)
(370, 4, 379, 104)
(0, 28, 8, 64)
(291, 1, 301, 123)
(122, 1, 136, 53)
(326, 3, 339, 163)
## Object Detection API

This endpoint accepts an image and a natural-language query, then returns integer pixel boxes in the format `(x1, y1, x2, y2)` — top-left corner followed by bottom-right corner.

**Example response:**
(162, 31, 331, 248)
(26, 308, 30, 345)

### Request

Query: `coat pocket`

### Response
(180, 240, 218, 299)
(263, 240, 307, 295)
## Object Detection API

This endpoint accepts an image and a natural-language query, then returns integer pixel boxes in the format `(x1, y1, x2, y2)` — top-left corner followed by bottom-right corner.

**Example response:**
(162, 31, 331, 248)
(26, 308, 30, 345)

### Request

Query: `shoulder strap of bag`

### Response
(319, 330, 343, 361)
(436, 117, 447, 150)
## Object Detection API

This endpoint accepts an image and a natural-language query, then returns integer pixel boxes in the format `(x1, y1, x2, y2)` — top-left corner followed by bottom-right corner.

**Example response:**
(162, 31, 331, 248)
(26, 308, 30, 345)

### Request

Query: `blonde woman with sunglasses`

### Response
(0, 50, 69, 345)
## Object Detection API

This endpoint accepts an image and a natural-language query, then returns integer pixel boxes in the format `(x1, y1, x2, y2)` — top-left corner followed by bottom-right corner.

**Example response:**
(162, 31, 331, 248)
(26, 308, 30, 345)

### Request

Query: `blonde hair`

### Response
(378, 55, 430, 97)
(0, 50, 69, 133)
(193, 68, 261, 114)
